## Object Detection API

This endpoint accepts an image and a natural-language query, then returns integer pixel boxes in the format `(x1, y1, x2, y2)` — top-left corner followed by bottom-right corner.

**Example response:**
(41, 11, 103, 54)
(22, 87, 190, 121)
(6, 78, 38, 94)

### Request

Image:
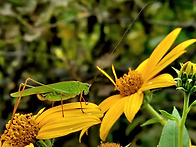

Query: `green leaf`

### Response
(141, 118, 163, 127)
(189, 100, 196, 109)
(158, 107, 189, 147)
(159, 110, 179, 124)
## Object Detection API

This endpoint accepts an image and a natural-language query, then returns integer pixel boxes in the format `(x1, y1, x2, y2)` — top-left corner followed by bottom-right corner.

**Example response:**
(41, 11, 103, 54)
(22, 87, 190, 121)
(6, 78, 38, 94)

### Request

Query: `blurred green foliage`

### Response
(0, 0, 196, 146)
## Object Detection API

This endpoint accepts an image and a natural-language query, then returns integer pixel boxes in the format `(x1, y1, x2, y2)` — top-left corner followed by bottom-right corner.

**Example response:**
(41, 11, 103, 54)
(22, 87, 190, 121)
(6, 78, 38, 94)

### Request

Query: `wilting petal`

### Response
(143, 28, 181, 81)
(37, 115, 101, 139)
(99, 94, 123, 113)
(141, 74, 175, 91)
(124, 92, 143, 123)
(100, 96, 128, 141)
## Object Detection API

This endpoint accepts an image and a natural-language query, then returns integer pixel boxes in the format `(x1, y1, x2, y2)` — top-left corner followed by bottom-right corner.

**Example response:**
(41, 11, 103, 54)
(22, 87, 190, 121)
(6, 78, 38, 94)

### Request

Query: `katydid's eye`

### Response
(87, 84, 92, 88)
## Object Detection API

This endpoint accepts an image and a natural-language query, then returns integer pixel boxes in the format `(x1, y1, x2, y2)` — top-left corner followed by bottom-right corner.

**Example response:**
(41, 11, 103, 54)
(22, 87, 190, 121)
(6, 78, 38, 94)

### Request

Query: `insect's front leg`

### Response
(79, 93, 86, 113)
(79, 92, 89, 105)
(52, 101, 55, 107)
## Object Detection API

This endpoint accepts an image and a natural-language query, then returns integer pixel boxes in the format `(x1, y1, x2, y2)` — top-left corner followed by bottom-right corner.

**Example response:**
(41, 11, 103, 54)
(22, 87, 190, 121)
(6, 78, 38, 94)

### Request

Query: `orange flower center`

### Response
(1, 113, 39, 147)
(98, 142, 122, 147)
(115, 69, 144, 96)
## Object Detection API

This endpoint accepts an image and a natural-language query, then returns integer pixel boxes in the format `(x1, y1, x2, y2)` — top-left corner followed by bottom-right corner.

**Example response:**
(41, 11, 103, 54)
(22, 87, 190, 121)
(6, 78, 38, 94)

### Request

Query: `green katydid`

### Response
(10, 77, 91, 122)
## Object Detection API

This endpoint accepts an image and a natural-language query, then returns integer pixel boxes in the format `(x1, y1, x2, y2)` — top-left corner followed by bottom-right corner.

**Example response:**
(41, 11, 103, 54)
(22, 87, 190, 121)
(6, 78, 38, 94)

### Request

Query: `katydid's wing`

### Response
(10, 84, 56, 97)
(10, 81, 90, 97)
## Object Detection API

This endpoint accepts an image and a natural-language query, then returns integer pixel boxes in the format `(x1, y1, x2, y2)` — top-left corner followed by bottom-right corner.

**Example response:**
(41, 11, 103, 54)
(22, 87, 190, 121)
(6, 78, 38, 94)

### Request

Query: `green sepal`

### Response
(190, 86, 196, 94)
(159, 110, 179, 125)
(143, 90, 153, 104)
(172, 67, 180, 76)
(176, 87, 186, 91)
(35, 139, 54, 147)
(141, 118, 163, 127)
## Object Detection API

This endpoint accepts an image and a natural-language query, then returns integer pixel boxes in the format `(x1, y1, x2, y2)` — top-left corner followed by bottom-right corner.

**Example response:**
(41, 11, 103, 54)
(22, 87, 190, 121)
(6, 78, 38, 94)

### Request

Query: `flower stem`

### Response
(145, 103, 166, 125)
(178, 92, 190, 147)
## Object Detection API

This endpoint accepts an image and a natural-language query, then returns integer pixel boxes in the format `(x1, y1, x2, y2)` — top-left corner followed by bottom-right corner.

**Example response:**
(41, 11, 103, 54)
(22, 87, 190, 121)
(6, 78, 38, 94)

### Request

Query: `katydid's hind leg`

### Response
(13, 77, 46, 115)
(9, 78, 31, 129)
(13, 83, 24, 110)
(60, 92, 64, 117)
(11, 83, 24, 120)
(12, 78, 32, 115)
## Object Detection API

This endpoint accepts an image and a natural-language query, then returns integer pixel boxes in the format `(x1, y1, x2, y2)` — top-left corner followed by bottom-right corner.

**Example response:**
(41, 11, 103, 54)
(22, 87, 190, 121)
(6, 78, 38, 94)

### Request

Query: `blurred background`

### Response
(0, 0, 196, 146)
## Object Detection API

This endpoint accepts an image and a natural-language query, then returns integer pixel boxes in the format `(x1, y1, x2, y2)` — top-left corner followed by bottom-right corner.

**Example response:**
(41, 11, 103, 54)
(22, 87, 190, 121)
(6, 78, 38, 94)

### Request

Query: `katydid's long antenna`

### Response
(111, 1, 155, 54)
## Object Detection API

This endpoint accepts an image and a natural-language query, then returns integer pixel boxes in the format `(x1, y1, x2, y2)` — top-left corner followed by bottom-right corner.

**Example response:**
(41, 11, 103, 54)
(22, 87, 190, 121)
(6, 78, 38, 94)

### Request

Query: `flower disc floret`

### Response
(98, 142, 122, 147)
(1, 113, 39, 147)
(115, 69, 144, 96)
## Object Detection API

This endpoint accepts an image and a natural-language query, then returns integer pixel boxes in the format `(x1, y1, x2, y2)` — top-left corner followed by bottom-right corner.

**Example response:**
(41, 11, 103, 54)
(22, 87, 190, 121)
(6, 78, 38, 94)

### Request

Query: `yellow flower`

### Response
(0, 102, 103, 146)
(190, 139, 196, 147)
(97, 28, 196, 141)
(98, 142, 122, 147)
(25, 143, 34, 147)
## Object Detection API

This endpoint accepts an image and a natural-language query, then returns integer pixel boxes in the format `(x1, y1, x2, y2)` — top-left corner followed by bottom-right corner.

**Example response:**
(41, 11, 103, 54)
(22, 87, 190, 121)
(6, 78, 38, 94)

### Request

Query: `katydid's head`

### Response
(83, 83, 91, 95)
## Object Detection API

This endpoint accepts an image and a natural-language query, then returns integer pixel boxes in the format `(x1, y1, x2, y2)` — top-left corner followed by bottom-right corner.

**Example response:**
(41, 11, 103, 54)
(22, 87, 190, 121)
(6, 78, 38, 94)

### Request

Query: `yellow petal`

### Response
(97, 66, 116, 86)
(100, 96, 128, 141)
(141, 74, 175, 91)
(79, 128, 88, 143)
(112, 64, 118, 81)
(36, 102, 102, 127)
(147, 39, 196, 80)
(38, 109, 102, 128)
(37, 115, 101, 139)
(99, 94, 123, 113)
(136, 58, 148, 73)
(33, 107, 45, 120)
(124, 92, 143, 122)
(143, 28, 181, 80)
(25, 143, 34, 147)
(189, 139, 196, 147)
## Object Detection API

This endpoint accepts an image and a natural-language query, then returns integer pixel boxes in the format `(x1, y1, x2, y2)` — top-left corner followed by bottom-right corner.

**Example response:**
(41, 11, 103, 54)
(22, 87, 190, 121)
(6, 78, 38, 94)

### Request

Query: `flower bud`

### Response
(175, 61, 196, 94)
(180, 61, 196, 76)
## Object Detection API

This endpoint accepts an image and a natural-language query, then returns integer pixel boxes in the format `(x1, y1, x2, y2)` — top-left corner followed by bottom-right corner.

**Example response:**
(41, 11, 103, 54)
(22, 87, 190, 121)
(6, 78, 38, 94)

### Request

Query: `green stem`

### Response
(178, 92, 190, 147)
(145, 103, 166, 125)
